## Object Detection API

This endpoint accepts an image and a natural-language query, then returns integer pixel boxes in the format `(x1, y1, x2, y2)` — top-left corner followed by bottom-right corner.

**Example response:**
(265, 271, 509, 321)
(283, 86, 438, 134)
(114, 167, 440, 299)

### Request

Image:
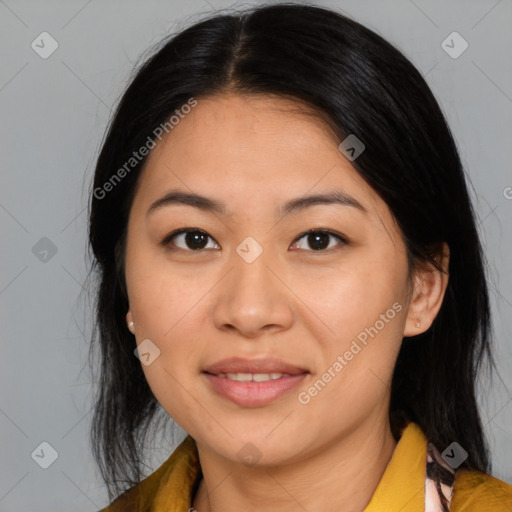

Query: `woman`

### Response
(87, 3, 512, 511)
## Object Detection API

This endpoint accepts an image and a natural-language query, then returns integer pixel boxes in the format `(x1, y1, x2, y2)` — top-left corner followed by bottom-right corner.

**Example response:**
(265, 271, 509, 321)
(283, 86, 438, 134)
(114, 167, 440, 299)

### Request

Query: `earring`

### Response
(415, 318, 421, 328)
(127, 321, 135, 332)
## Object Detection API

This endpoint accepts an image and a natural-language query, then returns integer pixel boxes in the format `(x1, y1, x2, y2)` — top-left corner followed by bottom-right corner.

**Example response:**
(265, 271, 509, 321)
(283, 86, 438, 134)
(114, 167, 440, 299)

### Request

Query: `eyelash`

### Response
(161, 228, 348, 253)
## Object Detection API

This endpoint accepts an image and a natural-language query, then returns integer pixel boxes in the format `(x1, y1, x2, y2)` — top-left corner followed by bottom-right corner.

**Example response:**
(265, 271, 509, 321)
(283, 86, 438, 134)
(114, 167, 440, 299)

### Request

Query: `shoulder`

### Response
(96, 450, 181, 511)
(97, 435, 200, 511)
(451, 468, 512, 511)
(97, 473, 160, 512)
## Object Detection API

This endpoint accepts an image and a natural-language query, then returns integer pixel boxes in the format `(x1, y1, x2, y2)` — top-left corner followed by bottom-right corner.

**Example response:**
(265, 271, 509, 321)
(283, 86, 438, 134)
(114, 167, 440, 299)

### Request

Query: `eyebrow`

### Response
(146, 189, 367, 217)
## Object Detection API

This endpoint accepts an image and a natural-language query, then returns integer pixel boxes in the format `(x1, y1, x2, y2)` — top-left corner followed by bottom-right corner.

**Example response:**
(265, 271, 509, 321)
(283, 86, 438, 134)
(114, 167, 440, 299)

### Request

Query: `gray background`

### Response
(1, 0, 511, 510)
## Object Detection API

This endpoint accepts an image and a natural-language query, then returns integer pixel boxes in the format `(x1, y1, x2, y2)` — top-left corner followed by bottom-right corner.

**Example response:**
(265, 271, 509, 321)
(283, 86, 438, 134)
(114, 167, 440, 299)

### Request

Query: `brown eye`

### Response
(291, 230, 347, 252)
(162, 229, 220, 251)
(162, 228, 347, 253)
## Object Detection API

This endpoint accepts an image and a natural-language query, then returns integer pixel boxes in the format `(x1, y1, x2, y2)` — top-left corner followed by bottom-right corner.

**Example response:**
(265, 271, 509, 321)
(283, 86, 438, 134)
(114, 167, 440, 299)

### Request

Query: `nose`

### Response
(211, 242, 294, 338)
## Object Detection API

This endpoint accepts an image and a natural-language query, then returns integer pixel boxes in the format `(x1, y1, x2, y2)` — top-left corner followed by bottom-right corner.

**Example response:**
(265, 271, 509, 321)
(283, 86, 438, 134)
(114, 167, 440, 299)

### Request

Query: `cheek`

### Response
(124, 249, 209, 411)
(129, 279, 207, 430)
(125, 242, 208, 337)
(296, 312, 404, 440)
(300, 255, 407, 340)
(294, 255, 407, 404)
(140, 363, 205, 435)
(129, 274, 208, 390)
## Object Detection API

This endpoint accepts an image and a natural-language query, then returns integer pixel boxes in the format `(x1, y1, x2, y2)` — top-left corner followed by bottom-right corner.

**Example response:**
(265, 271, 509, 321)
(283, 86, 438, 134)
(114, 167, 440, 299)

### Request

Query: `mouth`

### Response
(204, 372, 296, 382)
(202, 357, 309, 407)
(203, 356, 308, 376)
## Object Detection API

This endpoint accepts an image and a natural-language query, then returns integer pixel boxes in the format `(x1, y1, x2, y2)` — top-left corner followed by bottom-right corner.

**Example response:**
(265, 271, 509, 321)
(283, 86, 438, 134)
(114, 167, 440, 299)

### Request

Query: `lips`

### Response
(202, 356, 310, 406)
(203, 356, 308, 376)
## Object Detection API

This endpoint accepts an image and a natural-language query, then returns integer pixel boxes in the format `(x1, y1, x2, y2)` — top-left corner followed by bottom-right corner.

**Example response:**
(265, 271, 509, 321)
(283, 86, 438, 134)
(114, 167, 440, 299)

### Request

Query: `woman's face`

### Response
(124, 93, 414, 465)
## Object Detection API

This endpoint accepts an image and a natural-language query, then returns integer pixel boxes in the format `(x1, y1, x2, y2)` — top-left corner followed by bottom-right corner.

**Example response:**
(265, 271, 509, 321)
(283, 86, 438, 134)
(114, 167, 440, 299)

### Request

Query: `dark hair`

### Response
(87, 2, 493, 502)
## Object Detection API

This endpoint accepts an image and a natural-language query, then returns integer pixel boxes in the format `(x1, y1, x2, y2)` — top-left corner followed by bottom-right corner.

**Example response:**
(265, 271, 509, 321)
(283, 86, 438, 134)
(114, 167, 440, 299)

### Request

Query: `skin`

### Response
(124, 93, 449, 512)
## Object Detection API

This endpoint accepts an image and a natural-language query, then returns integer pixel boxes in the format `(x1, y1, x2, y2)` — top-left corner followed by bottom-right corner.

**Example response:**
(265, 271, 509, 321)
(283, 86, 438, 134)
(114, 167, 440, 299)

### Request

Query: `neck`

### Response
(192, 416, 398, 512)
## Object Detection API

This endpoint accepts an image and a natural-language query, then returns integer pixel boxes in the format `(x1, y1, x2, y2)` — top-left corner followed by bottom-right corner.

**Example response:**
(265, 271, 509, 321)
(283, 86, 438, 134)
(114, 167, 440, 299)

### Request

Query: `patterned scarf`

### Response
(425, 441, 457, 512)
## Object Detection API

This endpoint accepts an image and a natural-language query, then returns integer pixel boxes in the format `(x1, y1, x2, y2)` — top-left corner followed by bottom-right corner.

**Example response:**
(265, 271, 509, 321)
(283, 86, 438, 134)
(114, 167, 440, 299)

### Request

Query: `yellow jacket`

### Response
(100, 422, 512, 511)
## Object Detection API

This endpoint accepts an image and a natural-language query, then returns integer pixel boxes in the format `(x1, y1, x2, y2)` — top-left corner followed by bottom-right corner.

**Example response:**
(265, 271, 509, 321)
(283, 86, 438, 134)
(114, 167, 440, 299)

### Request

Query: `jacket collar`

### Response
(119, 422, 427, 511)
(363, 422, 426, 511)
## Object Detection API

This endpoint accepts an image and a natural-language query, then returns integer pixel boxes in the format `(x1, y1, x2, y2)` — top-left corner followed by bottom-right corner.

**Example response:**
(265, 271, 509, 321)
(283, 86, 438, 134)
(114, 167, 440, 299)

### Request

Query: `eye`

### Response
(291, 229, 347, 252)
(162, 228, 220, 251)
(161, 228, 347, 253)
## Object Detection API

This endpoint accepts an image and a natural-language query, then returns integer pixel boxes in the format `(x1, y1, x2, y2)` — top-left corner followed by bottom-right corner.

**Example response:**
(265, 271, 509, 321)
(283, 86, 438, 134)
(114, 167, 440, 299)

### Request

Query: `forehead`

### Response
(146, 93, 342, 172)
(132, 93, 391, 225)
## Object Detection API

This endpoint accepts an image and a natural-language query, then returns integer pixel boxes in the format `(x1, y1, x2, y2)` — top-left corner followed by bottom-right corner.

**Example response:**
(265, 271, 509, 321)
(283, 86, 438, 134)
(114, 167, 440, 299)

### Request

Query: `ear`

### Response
(403, 243, 450, 337)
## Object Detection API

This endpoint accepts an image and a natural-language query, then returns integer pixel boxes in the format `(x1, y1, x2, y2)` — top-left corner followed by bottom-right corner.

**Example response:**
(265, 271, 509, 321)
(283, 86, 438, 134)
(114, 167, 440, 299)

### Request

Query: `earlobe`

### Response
(403, 243, 450, 337)
(126, 310, 135, 334)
